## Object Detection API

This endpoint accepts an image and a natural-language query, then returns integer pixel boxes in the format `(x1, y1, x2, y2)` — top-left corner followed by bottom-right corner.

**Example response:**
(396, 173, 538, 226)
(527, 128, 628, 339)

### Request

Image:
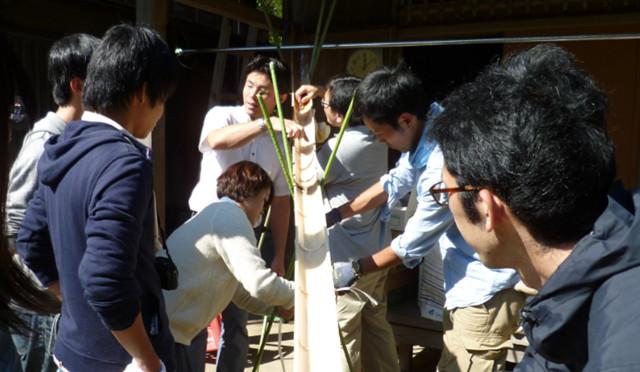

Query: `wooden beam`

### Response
(398, 12, 640, 40)
(310, 12, 640, 44)
(176, 0, 282, 32)
(137, 0, 169, 226)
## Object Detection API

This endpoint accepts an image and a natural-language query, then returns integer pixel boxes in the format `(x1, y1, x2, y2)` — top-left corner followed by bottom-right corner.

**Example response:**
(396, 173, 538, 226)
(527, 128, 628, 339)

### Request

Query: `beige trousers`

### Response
(437, 288, 526, 372)
(336, 269, 400, 372)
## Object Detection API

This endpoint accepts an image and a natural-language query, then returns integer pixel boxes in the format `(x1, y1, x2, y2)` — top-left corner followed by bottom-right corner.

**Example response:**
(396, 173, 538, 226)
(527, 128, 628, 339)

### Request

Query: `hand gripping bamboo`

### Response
(293, 101, 344, 372)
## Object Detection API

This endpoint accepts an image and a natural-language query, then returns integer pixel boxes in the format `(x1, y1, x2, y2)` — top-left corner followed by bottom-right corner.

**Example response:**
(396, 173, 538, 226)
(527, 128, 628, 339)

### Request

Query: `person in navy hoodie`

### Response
(16, 24, 179, 372)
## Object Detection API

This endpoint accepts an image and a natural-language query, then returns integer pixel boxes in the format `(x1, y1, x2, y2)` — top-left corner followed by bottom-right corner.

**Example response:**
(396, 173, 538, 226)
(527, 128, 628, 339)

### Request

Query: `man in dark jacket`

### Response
(17, 24, 179, 372)
(429, 44, 640, 371)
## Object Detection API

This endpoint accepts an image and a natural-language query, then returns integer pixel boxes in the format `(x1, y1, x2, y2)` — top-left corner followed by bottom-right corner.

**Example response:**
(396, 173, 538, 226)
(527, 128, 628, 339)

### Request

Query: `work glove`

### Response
(326, 207, 342, 228)
(124, 359, 166, 372)
(332, 260, 360, 289)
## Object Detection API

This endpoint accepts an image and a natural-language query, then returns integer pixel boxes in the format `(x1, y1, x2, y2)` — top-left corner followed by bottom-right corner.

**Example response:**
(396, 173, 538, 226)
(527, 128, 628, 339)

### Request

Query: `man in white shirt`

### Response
(188, 55, 303, 372)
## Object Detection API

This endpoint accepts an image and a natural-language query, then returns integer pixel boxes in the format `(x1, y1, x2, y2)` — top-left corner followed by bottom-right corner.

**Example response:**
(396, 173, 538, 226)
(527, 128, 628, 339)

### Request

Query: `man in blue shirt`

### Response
(331, 66, 523, 371)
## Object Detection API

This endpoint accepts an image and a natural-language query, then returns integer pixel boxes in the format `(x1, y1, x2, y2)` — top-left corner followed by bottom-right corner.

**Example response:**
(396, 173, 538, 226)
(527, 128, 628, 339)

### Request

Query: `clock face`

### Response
(346, 49, 382, 78)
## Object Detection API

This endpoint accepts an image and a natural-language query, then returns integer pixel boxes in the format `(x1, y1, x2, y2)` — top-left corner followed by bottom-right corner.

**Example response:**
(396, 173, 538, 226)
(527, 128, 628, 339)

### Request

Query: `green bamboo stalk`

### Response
(256, 206, 272, 252)
(252, 253, 296, 372)
(309, 0, 327, 79)
(322, 94, 356, 185)
(256, 93, 295, 195)
(261, 9, 284, 61)
(269, 61, 293, 176)
(253, 94, 295, 372)
(309, 0, 337, 80)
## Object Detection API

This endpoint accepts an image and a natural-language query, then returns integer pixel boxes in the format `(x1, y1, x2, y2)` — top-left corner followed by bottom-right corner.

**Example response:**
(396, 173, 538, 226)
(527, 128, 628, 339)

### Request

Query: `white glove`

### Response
(123, 359, 166, 372)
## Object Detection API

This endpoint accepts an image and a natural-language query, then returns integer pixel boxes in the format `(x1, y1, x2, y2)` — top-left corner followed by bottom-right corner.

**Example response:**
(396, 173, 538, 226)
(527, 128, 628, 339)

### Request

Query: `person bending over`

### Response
(330, 66, 523, 371)
(164, 161, 294, 372)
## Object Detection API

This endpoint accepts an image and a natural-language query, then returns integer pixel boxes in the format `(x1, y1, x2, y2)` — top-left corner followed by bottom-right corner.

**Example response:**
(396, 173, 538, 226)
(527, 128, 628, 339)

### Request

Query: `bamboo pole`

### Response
(308, 0, 337, 81)
(321, 94, 355, 185)
(269, 61, 293, 175)
(256, 94, 294, 195)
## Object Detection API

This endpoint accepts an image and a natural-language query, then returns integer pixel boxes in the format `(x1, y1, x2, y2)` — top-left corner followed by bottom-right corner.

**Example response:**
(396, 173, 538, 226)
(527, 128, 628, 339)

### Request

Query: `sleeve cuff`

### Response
(391, 235, 422, 269)
(88, 298, 140, 331)
(380, 174, 398, 204)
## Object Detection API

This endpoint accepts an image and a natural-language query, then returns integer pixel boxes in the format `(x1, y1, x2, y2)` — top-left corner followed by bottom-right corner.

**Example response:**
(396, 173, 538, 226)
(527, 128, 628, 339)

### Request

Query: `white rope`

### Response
(277, 318, 286, 372)
(335, 286, 379, 307)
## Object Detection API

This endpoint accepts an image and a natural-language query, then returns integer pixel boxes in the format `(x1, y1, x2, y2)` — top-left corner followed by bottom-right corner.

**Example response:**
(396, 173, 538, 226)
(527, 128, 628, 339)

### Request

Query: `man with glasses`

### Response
(331, 66, 524, 371)
(430, 44, 640, 371)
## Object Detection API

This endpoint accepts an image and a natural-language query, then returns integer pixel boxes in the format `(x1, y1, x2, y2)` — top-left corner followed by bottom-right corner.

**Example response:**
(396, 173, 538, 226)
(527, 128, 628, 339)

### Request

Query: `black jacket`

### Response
(516, 190, 640, 371)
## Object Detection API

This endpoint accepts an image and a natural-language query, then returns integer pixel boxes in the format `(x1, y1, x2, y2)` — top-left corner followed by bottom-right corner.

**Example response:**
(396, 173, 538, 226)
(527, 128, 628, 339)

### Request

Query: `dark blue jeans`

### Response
(215, 303, 249, 372)
(174, 329, 208, 372)
(0, 327, 21, 372)
(10, 311, 59, 372)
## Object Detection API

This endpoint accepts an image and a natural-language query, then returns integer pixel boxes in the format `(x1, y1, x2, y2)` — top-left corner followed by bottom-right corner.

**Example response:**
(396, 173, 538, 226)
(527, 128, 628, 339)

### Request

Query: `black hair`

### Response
(242, 55, 290, 94)
(355, 65, 427, 128)
(48, 33, 100, 106)
(326, 75, 361, 126)
(430, 44, 614, 246)
(217, 161, 274, 206)
(83, 24, 179, 114)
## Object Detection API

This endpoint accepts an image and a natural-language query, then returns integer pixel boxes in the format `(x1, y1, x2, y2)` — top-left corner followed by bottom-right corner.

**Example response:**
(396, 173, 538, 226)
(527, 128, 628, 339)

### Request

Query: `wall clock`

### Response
(346, 49, 383, 77)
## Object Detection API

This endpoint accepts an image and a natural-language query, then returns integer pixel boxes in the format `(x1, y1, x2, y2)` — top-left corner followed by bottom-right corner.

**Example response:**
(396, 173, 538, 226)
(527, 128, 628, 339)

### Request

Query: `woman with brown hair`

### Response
(163, 160, 294, 372)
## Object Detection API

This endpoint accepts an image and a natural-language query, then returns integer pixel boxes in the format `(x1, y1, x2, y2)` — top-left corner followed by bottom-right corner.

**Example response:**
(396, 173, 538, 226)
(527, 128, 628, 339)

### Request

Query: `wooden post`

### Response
(136, 0, 169, 226)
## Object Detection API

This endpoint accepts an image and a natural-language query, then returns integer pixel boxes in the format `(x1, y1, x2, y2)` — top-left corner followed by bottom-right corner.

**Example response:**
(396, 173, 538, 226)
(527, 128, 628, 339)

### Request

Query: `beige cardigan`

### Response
(162, 198, 294, 345)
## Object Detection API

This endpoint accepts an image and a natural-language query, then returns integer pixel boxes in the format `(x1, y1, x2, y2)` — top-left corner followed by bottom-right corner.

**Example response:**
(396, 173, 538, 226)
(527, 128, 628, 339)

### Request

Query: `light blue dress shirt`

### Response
(380, 103, 519, 309)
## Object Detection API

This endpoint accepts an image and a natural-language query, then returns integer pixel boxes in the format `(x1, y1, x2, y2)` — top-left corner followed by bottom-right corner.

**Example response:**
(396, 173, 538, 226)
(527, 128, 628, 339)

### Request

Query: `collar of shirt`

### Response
(408, 102, 443, 168)
(45, 112, 68, 134)
(219, 196, 240, 207)
(82, 111, 151, 149)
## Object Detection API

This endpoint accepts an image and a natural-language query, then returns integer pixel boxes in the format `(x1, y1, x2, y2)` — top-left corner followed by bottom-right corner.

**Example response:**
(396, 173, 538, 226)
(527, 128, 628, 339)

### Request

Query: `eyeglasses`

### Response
(320, 99, 330, 108)
(429, 181, 481, 206)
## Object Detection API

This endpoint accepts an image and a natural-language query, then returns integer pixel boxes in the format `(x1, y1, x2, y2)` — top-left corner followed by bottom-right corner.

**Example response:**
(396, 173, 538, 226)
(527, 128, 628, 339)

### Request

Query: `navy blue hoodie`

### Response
(516, 191, 640, 371)
(17, 120, 174, 371)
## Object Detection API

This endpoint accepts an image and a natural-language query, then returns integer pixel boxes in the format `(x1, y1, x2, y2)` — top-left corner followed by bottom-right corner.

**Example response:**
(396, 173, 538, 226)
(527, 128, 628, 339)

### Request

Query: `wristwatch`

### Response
(352, 259, 362, 278)
(257, 118, 266, 131)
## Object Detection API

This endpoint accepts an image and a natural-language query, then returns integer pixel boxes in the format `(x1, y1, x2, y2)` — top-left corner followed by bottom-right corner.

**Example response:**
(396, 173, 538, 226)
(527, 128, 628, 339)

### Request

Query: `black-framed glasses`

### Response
(320, 99, 330, 108)
(429, 181, 481, 206)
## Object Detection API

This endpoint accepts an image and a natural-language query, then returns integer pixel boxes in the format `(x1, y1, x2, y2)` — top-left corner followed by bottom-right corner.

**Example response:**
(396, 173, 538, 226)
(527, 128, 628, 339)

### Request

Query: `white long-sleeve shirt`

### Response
(162, 197, 294, 344)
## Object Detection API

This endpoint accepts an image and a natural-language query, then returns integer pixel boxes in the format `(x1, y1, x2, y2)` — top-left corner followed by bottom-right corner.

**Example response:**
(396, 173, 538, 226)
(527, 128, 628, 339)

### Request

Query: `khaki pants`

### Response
(437, 288, 526, 372)
(336, 269, 400, 372)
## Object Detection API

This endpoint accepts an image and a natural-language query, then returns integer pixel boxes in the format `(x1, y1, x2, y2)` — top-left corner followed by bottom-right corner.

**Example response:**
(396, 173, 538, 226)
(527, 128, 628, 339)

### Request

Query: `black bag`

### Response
(155, 211, 179, 290)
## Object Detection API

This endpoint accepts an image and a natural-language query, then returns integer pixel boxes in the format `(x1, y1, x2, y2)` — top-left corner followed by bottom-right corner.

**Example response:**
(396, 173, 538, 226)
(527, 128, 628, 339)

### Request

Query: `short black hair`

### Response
(430, 44, 614, 246)
(356, 65, 427, 128)
(83, 24, 179, 114)
(217, 161, 274, 205)
(242, 55, 290, 94)
(326, 75, 361, 126)
(48, 33, 100, 106)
